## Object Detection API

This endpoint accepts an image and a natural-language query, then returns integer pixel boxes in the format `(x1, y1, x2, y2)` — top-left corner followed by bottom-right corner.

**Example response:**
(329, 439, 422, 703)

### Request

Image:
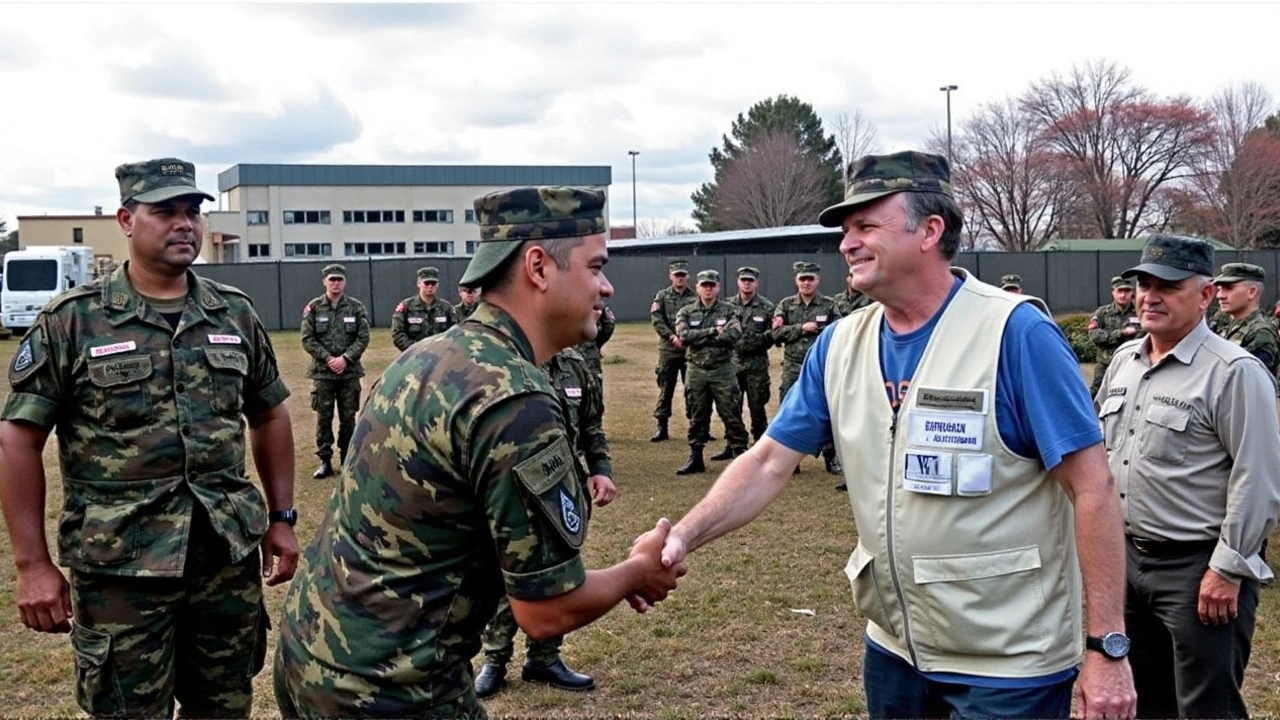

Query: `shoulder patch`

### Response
(9, 328, 47, 386)
(650, 301, 660, 313)
(303, 303, 312, 316)
(395, 302, 406, 313)
(514, 434, 586, 549)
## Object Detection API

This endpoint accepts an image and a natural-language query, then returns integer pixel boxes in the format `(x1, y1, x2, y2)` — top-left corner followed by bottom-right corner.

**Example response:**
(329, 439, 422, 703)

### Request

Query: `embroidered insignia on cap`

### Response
(560, 489, 581, 534)
(1148, 247, 1164, 259)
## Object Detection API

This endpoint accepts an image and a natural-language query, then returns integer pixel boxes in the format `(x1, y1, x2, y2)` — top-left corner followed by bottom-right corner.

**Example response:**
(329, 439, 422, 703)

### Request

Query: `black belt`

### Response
(1126, 535, 1217, 557)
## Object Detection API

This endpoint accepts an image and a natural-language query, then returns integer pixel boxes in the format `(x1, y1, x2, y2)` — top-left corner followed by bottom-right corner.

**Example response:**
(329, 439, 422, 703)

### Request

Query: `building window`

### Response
(343, 210, 406, 224)
(283, 243, 332, 257)
(413, 209, 454, 223)
(247, 243, 271, 258)
(465, 240, 480, 255)
(282, 210, 330, 225)
(344, 242, 407, 256)
(72, 227, 84, 243)
(464, 209, 478, 224)
(414, 241, 455, 255)
(246, 211, 269, 225)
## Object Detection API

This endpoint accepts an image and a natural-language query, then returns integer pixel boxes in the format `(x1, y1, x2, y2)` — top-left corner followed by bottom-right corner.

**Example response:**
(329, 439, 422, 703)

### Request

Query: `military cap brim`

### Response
(461, 240, 523, 287)
(817, 189, 900, 228)
(1212, 273, 1247, 285)
(1122, 262, 1196, 282)
(131, 185, 215, 204)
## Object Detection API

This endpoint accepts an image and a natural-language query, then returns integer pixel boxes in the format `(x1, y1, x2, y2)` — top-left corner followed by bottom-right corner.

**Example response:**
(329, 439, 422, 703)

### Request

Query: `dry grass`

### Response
(0, 324, 1276, 718)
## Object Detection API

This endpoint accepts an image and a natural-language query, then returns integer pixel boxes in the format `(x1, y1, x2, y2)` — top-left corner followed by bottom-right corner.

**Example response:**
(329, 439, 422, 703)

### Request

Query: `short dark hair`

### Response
(901, 192, 964, 260)
(482, 236, 588, 295)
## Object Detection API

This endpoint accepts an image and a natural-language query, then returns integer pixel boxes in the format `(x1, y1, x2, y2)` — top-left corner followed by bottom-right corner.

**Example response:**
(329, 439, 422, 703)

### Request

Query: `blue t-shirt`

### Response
(768, 277, 1099, 687)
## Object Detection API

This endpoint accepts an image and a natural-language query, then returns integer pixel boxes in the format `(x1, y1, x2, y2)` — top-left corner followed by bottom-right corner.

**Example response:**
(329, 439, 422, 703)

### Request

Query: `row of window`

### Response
(269, 209, 479, 225)
(265, 241, 482, 259)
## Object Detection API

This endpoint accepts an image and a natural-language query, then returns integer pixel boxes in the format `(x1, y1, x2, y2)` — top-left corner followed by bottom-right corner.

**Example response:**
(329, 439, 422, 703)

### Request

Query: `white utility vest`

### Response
(826, 269, 1082, 677)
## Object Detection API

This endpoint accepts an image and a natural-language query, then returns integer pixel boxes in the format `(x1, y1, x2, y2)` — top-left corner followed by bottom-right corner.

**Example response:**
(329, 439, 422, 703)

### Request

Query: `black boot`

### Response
(649, 420, 669, 443)
(709, 445, 740, 461)
(522, 658, 594, 691)
(312, 459, 334, 479)
(676, 447, 706, 475)
(474, 662, 507, 698)
(834, 482, 848, 492)
(824, 455, 843, 475)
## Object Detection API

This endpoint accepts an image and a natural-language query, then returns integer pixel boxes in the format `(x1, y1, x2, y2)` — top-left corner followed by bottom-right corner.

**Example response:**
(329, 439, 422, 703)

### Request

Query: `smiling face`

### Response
(837, 193, 926, 298)
(118, 196, 204, 275)
(545, 233, 614, 347)
(1136, 273, 1213, 342)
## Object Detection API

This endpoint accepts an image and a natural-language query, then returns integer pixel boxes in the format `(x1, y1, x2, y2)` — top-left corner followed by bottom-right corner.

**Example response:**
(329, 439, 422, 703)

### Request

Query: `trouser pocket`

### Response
(74, 624, 126, 717)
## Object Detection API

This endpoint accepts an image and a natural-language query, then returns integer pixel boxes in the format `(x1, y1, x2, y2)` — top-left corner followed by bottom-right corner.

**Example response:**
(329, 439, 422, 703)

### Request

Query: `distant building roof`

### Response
(1041, 237, 1235, 251)
(608, 224, 839, 251)
(217, 164, 613, 192)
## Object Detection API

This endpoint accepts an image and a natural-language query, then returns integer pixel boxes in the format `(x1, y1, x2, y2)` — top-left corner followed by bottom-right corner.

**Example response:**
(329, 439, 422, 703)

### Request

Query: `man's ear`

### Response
(523, 245, 551, 291)
(117, 206, 134, 237)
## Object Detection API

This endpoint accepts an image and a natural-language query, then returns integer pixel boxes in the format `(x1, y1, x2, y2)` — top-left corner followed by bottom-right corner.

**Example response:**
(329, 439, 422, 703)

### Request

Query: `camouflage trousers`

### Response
(653, 350, 689, 421)
(70, 517, 266, 718)
(273, 648, 488, 720)
(312, 377, 362, 460)
(780, 367, 836, 462)
(688, 364, 749, 450)
(1090, 359, 1110, 398)
(735, 355, 771, 442)
(480, 594, 563, 666)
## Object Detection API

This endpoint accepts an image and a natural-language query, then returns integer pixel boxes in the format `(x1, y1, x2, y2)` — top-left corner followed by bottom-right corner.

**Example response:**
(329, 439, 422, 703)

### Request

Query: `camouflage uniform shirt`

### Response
(726, 293, 775, 367)
(1088, 301, 1142, 366)
(772, 294, 841, 369)
(832, 289, 874, 316)
(276, 302, 590, 715)
(677, 298, 743, 367)
(574, 305, 616, 374)
(302, 294, 370, 377)
(392, 296, 456, 352)
(651, 286, 695, 352)
(542, 348, 611, 486)
(1218, 308, 1280, 374)
(1, 263, 290, 577)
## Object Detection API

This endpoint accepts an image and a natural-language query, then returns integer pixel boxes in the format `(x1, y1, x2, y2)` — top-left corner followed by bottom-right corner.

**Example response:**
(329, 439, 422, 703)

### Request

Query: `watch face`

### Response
(1102, 632, 1130, 658)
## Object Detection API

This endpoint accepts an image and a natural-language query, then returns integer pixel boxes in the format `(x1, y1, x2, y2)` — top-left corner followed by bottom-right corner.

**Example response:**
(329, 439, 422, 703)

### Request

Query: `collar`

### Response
(1137, 319, 1212, 366)
(467, 301, 536, 363)
(101, 262, 224, 327)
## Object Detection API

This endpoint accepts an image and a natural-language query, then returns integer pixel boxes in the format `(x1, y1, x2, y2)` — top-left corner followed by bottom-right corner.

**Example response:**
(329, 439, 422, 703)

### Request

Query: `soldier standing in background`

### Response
(1212, 262, 1280, 375)
(649, 260, 695, 442)
(575, 303, 616, 387)
(1000, 274, 1024, 294)
(301, 264, 370, 479)
(391, 267, 457, 352)
(0, 158, 298, 718)
(833, 263, 874, 315)
(773, 261, 842, 476)
(455, 281, 480, 319)
(725, 266, 774, 446)
(473, 346, 616, 698)
(1087, 276, 1143, 397)
(675, 270, 749, 475)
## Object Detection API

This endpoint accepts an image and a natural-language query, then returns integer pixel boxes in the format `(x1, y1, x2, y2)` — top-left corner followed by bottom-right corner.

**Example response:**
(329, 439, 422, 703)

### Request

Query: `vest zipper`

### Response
(884, 407, 920, 667)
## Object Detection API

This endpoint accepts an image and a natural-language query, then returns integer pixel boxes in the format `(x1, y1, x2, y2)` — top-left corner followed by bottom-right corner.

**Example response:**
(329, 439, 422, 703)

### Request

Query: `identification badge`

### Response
(816, 314, 828, 322)
(207, 334, 242, 345)
(716, 317, 726, 326)
(565, 387, 583, 398)
(91, 341, 138, 358)
(408, 317, 423, 324)
(343, 316, 356, 323)
(317, 314, 330, 322)
(434, 316, 448, 323)
(906, 410, 985, 450)
(1129, 316, 1140, 324)
(690, 320, 702, 326)
(915, 387, 988, 413)
(752, 315, 765, 322)
(904, 451, 953, 495)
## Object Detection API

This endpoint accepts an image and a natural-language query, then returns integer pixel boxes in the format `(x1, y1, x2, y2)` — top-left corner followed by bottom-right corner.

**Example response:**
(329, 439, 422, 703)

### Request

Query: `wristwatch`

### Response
(268, 508, 299, 526)
(1085, 632, 1131, 660)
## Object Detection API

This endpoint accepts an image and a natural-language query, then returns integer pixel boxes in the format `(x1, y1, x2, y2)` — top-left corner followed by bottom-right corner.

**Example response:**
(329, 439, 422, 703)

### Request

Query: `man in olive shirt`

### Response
(1097, 235, 1280, 720)
(455, 282, 480, 320)
(725, 267, 774, 446)
(772, 261, 841, 475)
(391, 267, 458, 352)
(301, 265, 371, 478)
(1212, 262, 1280, 375)
(1087, 276, 1143, 397)
(649, 260, 696, 442)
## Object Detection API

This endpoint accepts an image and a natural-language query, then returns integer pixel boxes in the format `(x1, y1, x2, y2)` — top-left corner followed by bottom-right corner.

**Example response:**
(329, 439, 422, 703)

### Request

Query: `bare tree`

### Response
(636, 218, 697, 238)
(1021, 59, 1213, 238)
(710, 129, 832, 229)
(832, 110, 880, 191)
(1189, 82, 1280, 247)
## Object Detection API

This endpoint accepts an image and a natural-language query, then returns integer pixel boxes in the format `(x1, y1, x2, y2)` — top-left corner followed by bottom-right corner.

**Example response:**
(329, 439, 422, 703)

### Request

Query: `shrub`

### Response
(1055, 312, 1097, 363)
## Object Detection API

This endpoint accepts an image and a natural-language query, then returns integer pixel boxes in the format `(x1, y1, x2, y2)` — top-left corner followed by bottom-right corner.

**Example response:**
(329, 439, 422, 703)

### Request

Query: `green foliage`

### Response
(692, 95, 844, 231)
(1056, 312, 1097, 363)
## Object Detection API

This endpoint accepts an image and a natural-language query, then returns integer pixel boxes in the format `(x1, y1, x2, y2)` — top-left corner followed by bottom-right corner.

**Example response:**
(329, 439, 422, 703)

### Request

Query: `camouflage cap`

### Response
(115, 157, 215, 205)
(321, 263, 346, 279)
(696, 269, 721, 284)
(417, 266, 440, 282)
(1213, 262, 1266, 285)
(669, 259, 689, 275)
(818, 151, 953, 228)
(1122, 234, 1215, 282)
(1111, 275, 1135, 290)
(737, 266, 760, 280)
(1000, 274, 1023, 290)
(460, 186, 607, 286)
(794, 261, 820, 278)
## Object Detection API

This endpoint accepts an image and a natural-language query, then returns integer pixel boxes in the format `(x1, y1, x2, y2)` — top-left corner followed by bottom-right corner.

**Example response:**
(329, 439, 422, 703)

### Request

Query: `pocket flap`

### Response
(73, 624, 112, 668)
(1144, 404, 1189, 432)
(843, 542, 875, 581)
(1098, 394, 1125, 418)
(913, 545, 1041, 584)
(87, 356, 152, 388)
(206, 348, 249, 375)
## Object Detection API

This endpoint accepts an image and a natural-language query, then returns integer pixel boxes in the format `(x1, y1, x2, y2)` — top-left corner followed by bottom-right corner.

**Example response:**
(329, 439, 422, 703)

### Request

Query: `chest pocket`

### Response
(1140, 404, 1190, 464)
(205, 348, 248, 414)
(1098, 395, 1126, 452)
(407, 315, 425, 336)
(343, 317, 357, 333)
(87, 356, 154, 430)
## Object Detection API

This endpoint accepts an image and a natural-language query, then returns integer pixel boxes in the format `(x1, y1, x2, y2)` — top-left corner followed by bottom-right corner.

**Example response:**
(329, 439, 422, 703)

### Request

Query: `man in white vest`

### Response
(642, 151, 1136, 719)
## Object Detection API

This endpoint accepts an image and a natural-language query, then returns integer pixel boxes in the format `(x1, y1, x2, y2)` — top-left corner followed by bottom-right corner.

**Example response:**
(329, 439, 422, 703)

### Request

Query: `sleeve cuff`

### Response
(244, 377, 291, 416)
(0, 392, 59, 429)
(1210, 542, 1274, 584)
(504, 554, 587, 600)
(589, 460, 612, 478)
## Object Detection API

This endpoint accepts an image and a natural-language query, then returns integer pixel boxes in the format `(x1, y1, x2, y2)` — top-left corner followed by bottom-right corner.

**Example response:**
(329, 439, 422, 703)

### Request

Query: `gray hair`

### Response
(900, 192, 964, 260)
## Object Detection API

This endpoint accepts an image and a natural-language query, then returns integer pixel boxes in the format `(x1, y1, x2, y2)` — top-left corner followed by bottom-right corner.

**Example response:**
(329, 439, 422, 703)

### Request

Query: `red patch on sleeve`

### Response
(650, 302, 659, 313)
(395, 302, 406, 313)
(303, 304, 311, 316)
(1086, 318, 1098, 331)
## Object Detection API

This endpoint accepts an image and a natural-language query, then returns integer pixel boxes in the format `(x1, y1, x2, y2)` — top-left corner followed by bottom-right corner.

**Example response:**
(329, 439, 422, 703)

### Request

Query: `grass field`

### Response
(0, 322, 1277, 718)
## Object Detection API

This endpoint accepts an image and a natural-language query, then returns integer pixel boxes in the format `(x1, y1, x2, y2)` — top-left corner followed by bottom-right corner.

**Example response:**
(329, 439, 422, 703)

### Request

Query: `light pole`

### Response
(939, 85, 958, 165)
(627, 150, 640, 231)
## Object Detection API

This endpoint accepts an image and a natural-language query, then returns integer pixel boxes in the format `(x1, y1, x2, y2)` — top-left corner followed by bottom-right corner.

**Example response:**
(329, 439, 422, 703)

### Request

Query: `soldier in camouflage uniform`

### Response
(302, 264, 370, 479)
(674, 270, 749, 475)
(1000, 274, 1024, 294)
(773, 261, 842, 475)
(574, 303, 616, 386)
(0, 158, 298, 718)
(1213, 262, 1280, 375)
(273, 186, 682, 720)
(455, 281, 480, 320)
(474, 347, 616, 697)
(833, 263, 874, 316)
(1086, 276, 1143, 397)
(725, 266, 774, 445)
(649, 260, 695, 442)
(392, 266, 458, 351)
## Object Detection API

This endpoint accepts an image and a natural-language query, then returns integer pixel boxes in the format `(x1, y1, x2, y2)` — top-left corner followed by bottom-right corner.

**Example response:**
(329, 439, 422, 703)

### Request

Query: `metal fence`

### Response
(197, 250, 1280, 330)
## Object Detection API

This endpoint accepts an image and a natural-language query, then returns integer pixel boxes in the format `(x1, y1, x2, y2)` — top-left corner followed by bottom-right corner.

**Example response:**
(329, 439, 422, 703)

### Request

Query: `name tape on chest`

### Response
(434, 316, 448, 323)
(564, 387, 583, 398)
(915, 387, 988, 413)
(90, 341, 138, 358)
(207, 334, 242, 345)
(408, 317, 424, 324)
(343, 316, 356, 323)
(906, 410, 985, 450)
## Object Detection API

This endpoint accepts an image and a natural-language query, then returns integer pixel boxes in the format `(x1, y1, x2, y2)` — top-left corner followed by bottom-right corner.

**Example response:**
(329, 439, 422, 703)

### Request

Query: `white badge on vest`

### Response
(904, 451, 953, 495)
(906, 410, 985, 450)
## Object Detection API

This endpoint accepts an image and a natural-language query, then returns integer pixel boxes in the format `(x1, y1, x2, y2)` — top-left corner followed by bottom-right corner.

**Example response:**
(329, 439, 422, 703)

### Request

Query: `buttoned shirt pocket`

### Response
(1098, 395, 1126, 452)
(343, 317, 358, 333)
(407, 315, 425, 336)
(843, 543, 894, 633)
(86, 356, 154, 430)
(1139, 404, 1190, 464)
(205, 348, 248, 414)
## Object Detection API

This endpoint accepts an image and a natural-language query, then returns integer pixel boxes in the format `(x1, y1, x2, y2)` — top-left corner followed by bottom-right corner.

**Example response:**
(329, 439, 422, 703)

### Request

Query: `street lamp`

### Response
(939, 85, 958, 165)
(627, 150, 640, 231)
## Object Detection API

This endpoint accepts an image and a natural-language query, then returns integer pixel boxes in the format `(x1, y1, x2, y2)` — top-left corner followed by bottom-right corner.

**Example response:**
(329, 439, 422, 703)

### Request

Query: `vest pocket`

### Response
(910, 546, 1048, 658)
(844, 543, 894, 633)
(80, 501, 142, 566)
(1139, 405, 1189, 464)
(73, 624, 125, 716)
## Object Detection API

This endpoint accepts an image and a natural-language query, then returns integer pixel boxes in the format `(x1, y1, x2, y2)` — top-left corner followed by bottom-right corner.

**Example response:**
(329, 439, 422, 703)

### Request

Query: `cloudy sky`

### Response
(2, 1, 1279, 232)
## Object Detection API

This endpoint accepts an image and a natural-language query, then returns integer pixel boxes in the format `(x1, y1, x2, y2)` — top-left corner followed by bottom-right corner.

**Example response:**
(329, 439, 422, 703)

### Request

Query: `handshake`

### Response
(623, 518, 690, 613)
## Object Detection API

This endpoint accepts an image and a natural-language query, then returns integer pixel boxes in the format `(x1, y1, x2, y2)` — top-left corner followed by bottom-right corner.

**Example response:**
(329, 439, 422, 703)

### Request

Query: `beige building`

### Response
(16, 210, 217, 271)
(208, 164, 613, 263)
